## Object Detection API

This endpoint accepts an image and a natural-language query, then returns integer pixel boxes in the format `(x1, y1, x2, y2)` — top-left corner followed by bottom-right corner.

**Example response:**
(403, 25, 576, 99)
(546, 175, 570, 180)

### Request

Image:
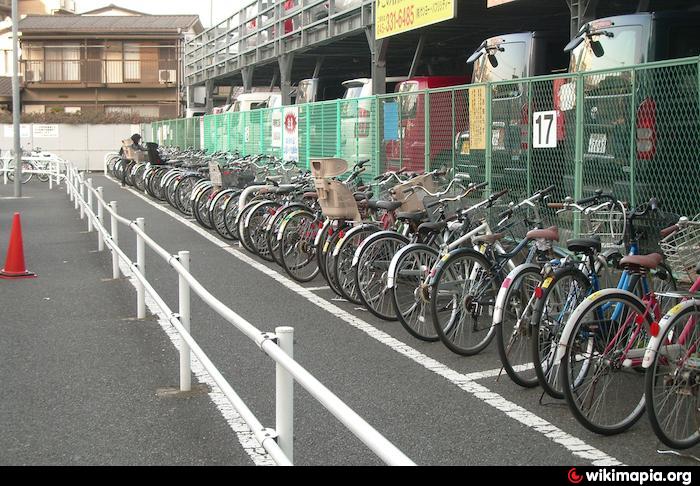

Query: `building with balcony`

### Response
(18, 5, 203, 118)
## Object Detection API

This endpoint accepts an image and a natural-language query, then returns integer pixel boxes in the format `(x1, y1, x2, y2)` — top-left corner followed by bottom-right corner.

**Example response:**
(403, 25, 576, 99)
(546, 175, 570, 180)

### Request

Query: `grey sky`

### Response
(75, 0, 244, 27)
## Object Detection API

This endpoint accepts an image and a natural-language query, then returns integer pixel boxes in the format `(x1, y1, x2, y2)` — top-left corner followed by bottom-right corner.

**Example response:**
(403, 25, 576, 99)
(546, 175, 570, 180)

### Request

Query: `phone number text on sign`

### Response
(375, 0, 455, 40)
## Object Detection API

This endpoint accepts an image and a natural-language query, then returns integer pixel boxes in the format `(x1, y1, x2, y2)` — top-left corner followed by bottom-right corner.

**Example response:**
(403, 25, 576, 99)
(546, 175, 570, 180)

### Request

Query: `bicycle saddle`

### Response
(526, 226, 559, 242)
(619, 253, 663, 270)
(417, 221, 448, 233)
(566, 237, 602, 255)
(375, 200, 403, 212)
(396, 211, 427, 223)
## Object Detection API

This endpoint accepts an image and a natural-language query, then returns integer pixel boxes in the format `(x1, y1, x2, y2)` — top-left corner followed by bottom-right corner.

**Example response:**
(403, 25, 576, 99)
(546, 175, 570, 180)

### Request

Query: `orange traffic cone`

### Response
(0, 213, 36, 279)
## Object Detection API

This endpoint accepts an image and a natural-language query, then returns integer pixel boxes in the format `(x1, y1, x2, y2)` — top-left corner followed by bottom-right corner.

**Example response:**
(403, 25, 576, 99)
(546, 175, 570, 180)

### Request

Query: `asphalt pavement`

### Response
(1, 174, 698, 466)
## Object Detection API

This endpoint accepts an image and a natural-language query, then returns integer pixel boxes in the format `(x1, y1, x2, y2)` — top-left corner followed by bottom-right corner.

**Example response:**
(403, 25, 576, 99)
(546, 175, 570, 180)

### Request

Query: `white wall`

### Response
(0, 123, 140, 171)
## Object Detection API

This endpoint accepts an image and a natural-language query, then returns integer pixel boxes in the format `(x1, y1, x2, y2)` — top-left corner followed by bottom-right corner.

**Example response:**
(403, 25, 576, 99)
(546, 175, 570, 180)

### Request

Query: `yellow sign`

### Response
(468, 86, 486, 150)
(375, 0, 456, 40)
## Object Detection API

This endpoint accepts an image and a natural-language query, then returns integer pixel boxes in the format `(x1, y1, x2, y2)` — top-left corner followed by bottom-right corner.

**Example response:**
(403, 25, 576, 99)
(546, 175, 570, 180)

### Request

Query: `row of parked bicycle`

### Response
(107, 148, 700, 451)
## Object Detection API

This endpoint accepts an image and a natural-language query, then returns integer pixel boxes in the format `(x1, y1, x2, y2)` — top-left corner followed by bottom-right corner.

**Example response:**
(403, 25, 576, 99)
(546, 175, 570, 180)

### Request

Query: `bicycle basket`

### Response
(580, 202, 626, 251)
(632, 209, 680, 256)
(660, 214, 700, 276)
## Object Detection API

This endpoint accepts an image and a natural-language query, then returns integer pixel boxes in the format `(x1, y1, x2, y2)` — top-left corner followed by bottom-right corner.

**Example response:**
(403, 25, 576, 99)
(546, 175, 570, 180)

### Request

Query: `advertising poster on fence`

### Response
(3, 124, 31, 139)
(271, 110, 282, 148)
(468, 86, 486, 150)
(283, 106, 299, 162)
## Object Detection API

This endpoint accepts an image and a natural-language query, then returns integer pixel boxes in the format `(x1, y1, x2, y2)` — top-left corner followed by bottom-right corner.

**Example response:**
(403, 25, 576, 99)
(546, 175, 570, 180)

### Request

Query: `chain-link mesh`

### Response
(140, 57, 700, 221)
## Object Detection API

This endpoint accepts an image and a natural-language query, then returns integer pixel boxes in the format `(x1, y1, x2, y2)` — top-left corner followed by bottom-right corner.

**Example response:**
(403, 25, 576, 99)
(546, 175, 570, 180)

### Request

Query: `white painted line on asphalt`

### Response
(115, 250, 274, 466)
(305, 286, 330, 291)
(105, 176, 623, 466)
(463, 364, 534, 382)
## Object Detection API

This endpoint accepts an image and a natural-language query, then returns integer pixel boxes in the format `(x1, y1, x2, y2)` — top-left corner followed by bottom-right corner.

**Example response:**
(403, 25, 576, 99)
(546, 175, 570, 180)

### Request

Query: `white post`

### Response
(79, 181, 85, 220)
(275, 326, 294, 463)
(74, 171, 79, 210)
(87, 178, 93, 232)
(97, 187, 105, 252)
(178, 251, 191, 392)
(49, 161, 53, 190)
(136, 217, 145, 319)
(111, 201, 120, 279)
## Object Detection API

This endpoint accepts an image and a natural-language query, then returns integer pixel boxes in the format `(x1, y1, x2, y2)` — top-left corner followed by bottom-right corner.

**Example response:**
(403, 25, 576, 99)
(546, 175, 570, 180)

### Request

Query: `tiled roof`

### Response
(19, 14, 201, 34)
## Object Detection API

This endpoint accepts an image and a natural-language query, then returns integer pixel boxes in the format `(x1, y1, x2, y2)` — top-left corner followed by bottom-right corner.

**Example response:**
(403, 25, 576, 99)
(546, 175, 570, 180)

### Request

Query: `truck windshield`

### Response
(569, 24, 644, 90)
(473, 41, 527, 98)
(397, 81, 419, 119)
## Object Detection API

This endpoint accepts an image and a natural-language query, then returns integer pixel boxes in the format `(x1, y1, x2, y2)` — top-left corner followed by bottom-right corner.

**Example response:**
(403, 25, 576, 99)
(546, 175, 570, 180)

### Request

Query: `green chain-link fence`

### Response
(142, 56, 700, 217)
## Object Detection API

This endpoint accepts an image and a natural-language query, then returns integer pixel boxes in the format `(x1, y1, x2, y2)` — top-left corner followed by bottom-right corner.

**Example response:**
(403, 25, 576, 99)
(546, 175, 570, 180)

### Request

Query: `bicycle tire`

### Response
(430, 249, 499, 356)
(390, 244, 440, 341)
(645, 303, 700, 449)
(559, 289, 649, 435)
(494, 265, 542, 388)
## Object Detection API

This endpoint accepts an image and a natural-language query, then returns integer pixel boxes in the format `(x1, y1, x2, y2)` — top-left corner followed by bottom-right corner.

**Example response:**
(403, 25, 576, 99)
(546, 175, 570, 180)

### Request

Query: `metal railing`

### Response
(185, 0, 370, 85)
(56, 163, 414, 466)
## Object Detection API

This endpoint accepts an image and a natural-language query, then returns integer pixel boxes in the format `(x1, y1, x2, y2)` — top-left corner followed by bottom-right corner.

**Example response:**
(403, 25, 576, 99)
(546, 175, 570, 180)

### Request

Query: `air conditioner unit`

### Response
(24, 70, 39, 82)
(159, 70, 177, 84)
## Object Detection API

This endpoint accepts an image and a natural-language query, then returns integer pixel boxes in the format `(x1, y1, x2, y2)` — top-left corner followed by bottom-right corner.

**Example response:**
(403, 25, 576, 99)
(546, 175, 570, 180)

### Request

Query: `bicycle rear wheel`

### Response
(280, 210, 320, 283)
(495, 265, 542, 388)
(355, 232, 408, 321)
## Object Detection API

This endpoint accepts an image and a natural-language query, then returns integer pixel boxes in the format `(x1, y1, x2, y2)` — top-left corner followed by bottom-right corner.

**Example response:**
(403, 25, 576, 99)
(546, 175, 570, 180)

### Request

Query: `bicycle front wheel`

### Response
(646, 303, 700, 449)
(430, 250, 499, 356)
(495, 265, 542, 388)
(531, 266, 590, 398)
(560, 290, 649, 435)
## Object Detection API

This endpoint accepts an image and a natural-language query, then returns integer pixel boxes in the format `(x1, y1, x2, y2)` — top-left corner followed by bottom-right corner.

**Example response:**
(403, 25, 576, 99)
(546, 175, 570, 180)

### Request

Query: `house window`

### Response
(23, 105, 45, 114)
(44, 44, 81, 82)
(123, 43, 141, 81)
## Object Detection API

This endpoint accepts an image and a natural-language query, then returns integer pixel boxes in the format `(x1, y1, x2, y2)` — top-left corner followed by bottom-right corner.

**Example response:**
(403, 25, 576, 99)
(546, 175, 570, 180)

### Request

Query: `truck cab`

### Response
(384, 76, 470, 173)
(560, 11, 700, 212)
(459, 31, 568, 194)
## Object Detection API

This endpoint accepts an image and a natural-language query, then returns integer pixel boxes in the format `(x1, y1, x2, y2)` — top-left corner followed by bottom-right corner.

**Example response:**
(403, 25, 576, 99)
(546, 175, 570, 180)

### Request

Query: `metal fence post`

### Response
(110, 201, 120, 279)
(275, 326, 294, 464)
(97, 187, 105, 251)
(87, 178, 94, 232)
(79, 178, 85, 218)
(48, 160, 53, 190)
(485, 85, 493, 190)
(178, 250, 191, 392)
(136, 217, 146, 319)
(573, 73, 584, 237)
(424, 90, 430, 172)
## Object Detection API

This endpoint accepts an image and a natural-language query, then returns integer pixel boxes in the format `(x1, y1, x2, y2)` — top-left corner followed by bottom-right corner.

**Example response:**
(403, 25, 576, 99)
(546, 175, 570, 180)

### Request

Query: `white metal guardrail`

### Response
(56, 163, 414, 466)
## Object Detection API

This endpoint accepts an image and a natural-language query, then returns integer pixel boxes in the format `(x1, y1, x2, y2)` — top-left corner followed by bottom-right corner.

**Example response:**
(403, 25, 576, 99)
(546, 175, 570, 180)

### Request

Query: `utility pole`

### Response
(12, 0, 21, 197)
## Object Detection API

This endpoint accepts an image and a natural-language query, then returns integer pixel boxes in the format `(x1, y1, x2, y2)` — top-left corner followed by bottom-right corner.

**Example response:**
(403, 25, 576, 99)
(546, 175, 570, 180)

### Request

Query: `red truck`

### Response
(384, 76, 470, 173)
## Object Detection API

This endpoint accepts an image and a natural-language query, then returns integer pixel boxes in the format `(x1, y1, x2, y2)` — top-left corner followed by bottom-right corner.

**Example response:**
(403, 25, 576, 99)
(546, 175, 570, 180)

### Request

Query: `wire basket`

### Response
(660, 215, 700, 276)
(580, 201, 627, 251)
(631, 209, 681, 256)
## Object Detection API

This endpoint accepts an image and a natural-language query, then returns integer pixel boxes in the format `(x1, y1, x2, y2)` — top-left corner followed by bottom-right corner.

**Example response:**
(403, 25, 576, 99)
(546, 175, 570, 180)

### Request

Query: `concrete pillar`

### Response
(241, 67, 254, 93)
(278, 53, 294, 106)
(205, 79, 215, 113)
(365, 26, 388, 96)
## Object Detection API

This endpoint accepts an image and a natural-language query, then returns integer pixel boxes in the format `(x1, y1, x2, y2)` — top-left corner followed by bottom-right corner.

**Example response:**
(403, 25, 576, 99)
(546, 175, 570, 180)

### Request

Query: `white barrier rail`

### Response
(60, 164, 415, 466)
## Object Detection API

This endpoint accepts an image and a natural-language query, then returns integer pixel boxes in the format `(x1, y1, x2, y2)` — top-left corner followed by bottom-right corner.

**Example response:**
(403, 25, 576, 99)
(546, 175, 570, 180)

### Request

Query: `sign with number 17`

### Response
(532, 110, 558, 148)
